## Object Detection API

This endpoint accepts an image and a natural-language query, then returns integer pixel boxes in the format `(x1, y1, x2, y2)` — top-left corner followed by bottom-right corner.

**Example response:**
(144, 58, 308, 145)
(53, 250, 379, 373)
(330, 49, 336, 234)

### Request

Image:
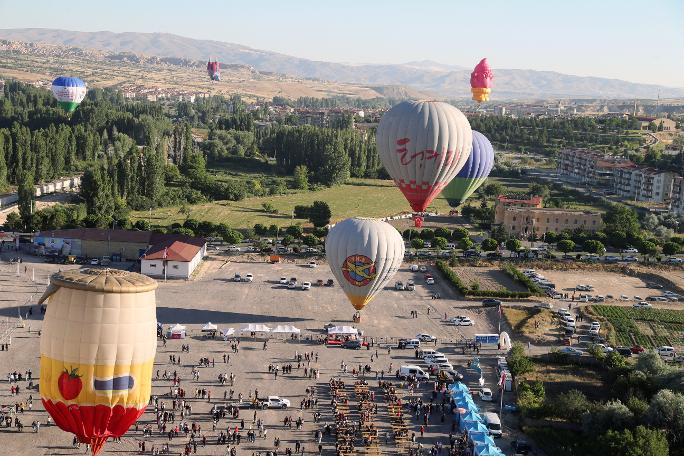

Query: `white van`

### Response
(403, 339, 421, 349)
(483, 412, 502, 437)
(424, 354, 449, 364)
(419, 349, 438, 358)
(657, 346, 676, 360)
(399, 365, 430, 381)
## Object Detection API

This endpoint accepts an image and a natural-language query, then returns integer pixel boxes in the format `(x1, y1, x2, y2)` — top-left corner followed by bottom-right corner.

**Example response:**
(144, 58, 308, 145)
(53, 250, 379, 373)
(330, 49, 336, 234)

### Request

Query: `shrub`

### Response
(502, 263, 543, 295)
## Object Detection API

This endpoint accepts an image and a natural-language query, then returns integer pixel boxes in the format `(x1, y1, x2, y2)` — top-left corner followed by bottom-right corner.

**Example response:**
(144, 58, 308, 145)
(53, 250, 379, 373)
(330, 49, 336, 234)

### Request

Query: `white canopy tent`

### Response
(168, 323, 186, 339)
(240, 323, 272, 333)
(271, 324, 301, 334)
(201, 322, 218, 332)
(222, 328, 236, 336)
(499, 332, 512, 351)
(327, 326, 358, 335)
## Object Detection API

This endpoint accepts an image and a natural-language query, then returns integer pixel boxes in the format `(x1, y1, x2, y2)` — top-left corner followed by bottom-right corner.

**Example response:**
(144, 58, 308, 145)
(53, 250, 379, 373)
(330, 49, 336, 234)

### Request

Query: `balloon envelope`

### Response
(470, 58, 493, 102)
(207, 61, 220, 81)
(376, 100, 472, 212)
(325, 218, 405, 311)
(51, 76, 87, 113)
(442, 131, 494, 207)
(39, 269, 157, 456)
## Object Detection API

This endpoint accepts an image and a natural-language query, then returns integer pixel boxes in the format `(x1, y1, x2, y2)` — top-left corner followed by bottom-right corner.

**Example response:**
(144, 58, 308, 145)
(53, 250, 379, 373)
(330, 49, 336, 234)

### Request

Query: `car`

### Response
(301, 281, 311, 290)
(559, 347, 583, 356)
(646, 282, 664, 289)
(604, 256, 620, 263)
(675, 355, 684, 363)
(395, 281, 405, 291)
(233, 273, 242, 282)
(227, 246, 241, 252)
(409, 264, 419, 272)
(631, 345, 645, 354)
(622, 247, 639, 254)
(535, 302, 553, 309)
(423, 354, 448, 364)
(307, 261, 317, 268)
(503, 403, 520, 414)
(399, 339, 421, 349)
(482, 298, 502, 307)
(266, 396, 291, 409)
(406, 279, 415, 291)
(592, 343, 614, 353)
(416, 333, 436, 342)
(616, 347, 633, 357)
(666, 257, 684, 264)
(633, 302, 653, 309)
(287, 281, 297, 289)
(325, 279, 334, 287)
(279, 277, 288, 285)
(323, 323, 336, 330)
(425, 277, 435, 285)
(623, 256, 639, 262)
(657, 346, 676, 360)
(343, 340, 362, 350)
(452, 316, 474, 326)
(243, 274, 254, 282)
(426, 360, 452, 370)
(90, 258, 100, 265)
(419, 265, 427, 272)
(511, 440, 532, 455)
(479, 388, 493, 401)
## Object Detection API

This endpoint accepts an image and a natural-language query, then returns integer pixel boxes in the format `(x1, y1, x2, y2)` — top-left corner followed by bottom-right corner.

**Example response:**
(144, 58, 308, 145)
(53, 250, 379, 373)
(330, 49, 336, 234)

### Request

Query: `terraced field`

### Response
(591, 305, 684, 348)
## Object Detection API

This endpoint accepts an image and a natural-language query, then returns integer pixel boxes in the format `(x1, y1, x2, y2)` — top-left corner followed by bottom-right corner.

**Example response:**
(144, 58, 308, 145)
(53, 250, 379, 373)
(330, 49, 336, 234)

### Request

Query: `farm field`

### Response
(591, 305, 684, 348)
(131, 178, 453, 229)
(455, 266, 528, 292)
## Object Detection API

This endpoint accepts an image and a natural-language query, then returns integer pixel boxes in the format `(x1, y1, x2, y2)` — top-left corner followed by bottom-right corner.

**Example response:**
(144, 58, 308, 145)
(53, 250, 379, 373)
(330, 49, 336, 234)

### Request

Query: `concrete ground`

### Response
(0, 254, 525, 455)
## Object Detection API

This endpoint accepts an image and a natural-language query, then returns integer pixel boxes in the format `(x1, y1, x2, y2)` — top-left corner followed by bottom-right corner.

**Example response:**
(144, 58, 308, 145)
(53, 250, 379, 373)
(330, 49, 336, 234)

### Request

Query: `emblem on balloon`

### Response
(342, 255, 377, 287)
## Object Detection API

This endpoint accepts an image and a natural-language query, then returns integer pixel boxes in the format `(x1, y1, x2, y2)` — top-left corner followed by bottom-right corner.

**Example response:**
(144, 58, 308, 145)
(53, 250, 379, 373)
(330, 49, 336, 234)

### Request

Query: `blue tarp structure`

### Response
(461, 410, 481, 422)
(450, 382, 470, 394)
(471, 433, 497, 447)
(474, 443, 504, 456)
(463, 419, 488, 433)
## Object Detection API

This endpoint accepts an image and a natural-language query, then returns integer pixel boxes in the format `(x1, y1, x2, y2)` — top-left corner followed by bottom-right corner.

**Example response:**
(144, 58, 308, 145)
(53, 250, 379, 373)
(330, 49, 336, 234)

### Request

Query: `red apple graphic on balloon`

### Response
(58, 367, 83, 400)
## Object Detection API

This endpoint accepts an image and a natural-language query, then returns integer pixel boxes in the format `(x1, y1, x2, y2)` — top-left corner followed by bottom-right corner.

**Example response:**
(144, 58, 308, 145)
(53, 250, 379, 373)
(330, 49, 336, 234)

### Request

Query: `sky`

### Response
(0, 0, 682, 87)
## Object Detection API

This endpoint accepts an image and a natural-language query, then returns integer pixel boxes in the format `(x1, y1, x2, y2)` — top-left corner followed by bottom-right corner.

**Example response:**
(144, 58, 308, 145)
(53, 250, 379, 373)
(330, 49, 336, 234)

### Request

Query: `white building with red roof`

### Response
(141, 234, 207, 279)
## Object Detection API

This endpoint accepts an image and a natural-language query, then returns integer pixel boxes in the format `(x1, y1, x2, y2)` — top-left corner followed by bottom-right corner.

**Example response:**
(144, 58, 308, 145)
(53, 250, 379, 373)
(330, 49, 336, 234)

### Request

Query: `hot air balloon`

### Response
(376, 100, 473, 224)
(470, 58, 493, 102)
(442, 131, 495, 207)
(39, 269, 158, 456)
(51, 76, 87, 113)
(207, 59, 220, 81)
(325, 217, 404, 312)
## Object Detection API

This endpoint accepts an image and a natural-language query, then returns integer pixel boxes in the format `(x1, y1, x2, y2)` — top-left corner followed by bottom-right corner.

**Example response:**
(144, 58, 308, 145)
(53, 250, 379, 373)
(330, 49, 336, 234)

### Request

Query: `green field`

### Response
(591, 305, 684, 348)
(131, 178, 454, 229)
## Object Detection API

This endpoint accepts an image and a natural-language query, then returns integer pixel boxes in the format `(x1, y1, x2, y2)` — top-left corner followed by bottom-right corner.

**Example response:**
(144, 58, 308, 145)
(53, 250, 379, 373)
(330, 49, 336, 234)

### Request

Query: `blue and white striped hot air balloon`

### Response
(51, 77, 87, 113)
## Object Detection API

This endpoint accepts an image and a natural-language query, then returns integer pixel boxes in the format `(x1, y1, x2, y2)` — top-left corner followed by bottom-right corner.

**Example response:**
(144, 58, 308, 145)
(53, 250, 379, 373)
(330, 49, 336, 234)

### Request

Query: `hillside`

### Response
(0, 28, 683, 99)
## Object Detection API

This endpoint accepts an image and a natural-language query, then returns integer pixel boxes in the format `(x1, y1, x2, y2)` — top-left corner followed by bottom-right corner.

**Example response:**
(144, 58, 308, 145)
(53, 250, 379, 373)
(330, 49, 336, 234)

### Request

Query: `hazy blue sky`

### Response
(1, 0, 682, 87)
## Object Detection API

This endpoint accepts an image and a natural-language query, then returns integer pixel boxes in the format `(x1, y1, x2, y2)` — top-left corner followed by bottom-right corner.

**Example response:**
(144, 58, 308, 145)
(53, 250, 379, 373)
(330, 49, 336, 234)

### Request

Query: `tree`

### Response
(482, 182, 504, 198)
(505, 239, 522, 254)
(302, 234, 320, 247)
(647, 389, 684, 446)
(434, 227, 451, 239)
(262, 202, 277, 214)
(134, 220, 151, 231)
(285, 225, 303, 238)
(281, 234, 295, 246)
(419, 229, 435, 241)
(293, 165, 309, 190)
(317, 142, 350, 186)
(17, 170, 34, 229)
(548, 390, 591, 423)
(309, 201, 331, 227)
(663, 242, 681, 256)
(507, 343, 533, 377)
(3, 212, 22, 231)
(517, 381, 545, 416)
(583, 400, 634, 435)
(598, 426, 669, 456)
(411, 238, 425, 249)
(253, 223, 267, 235)
(433, 237, 448, 250)
(481, 238, 499, 252)
(222, 229, 244, 245)
(528, 183, 550, 199)
(604, 204, 640, 235)
(452, 227, 469, 240)
(459, 237, 474, 251)
(584, 240, 606, 256)
(639, 241, 658, 260)
(557, 239, 576, 253)
(403, 229, 420, 240)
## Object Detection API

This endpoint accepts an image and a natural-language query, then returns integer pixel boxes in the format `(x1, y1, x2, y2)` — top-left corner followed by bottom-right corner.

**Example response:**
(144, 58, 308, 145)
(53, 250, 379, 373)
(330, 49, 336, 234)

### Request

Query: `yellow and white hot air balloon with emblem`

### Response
(325, 217, 405, 312)
(39, 269, 158, 456)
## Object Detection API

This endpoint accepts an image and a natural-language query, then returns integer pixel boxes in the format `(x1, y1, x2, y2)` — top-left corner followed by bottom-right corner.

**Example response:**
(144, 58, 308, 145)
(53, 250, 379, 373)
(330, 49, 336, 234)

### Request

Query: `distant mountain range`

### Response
(1, 28, 682, 100)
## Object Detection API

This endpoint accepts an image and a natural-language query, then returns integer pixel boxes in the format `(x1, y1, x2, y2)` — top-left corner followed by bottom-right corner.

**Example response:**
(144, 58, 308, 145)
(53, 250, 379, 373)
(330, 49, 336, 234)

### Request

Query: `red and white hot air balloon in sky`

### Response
(376, 100, 473, 220)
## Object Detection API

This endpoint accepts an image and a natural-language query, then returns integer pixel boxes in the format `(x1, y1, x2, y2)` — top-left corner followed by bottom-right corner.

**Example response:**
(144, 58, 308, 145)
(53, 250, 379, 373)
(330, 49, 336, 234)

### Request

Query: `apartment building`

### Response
(613, 167, 674, 203)
(669, 176, 684, 216)
(556, 149, 635, 187)
(494, 195, 603, 235)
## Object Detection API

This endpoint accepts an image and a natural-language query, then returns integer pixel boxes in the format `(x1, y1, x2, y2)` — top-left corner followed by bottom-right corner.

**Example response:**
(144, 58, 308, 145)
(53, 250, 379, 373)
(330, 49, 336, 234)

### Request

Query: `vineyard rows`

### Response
(591, 306, 684, 348)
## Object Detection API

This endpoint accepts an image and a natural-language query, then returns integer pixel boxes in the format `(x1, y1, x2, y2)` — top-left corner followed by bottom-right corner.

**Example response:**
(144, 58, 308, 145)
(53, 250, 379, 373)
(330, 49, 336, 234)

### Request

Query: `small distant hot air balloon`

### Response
(39, 269, 158, 456)
(376, 100, 473, 224)
(470, 58, 493, 102)
(325, 218, 404, 312)
(51, 76, 87, 113)
(207, 59, 220, 81)
(442, 131, 495, 207)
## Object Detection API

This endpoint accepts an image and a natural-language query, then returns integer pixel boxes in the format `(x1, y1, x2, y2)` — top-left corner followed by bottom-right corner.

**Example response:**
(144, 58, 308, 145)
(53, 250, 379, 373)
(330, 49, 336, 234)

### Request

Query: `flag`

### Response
(163, 247, 168, 259)
(498, 370, 507, 389)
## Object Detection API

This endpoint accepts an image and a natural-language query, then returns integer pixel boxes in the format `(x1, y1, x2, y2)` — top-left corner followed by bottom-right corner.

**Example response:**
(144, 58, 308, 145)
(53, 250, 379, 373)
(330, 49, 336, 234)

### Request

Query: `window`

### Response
(574, 220, 578, 224)
(172, 265, 179, 269)
(512, 216, 516, 221)
(546, 218, 550, 223)
(555, 218, 559, 223)
(511, 226, 516, 231)
(593, 220, 596, 225)
(149, 264, 157, 268)
(565, 219, 569, 224)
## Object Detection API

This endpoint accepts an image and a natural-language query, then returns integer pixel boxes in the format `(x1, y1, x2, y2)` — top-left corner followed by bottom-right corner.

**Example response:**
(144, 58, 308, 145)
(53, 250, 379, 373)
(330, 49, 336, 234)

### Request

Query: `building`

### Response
(33, 229, 206, 279)
(652, 118, 677, 131)
(613, 167, 674, 203)
(669, 176, 684, 216)
(556, 149, 636, 187)
(140, 234, 206, 279)
(494, 195, 604, 236)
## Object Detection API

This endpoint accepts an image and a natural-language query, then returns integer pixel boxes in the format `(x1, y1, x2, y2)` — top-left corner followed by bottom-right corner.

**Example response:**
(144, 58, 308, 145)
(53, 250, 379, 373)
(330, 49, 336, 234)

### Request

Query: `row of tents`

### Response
(165, 323, 303, 339)
(449, 382, 505, 456)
